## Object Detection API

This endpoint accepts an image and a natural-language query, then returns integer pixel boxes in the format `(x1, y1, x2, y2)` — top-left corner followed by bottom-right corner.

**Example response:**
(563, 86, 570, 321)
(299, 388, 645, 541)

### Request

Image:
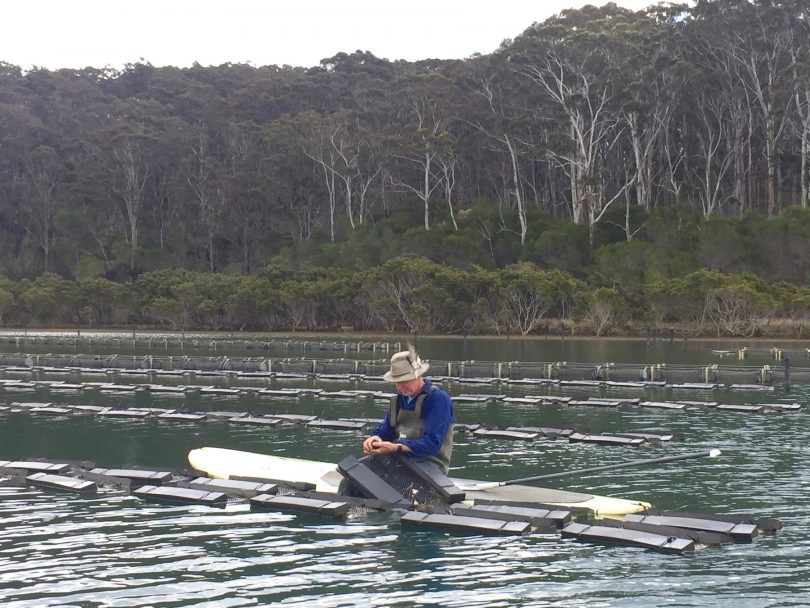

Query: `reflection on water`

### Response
(0, 336, 809, 606)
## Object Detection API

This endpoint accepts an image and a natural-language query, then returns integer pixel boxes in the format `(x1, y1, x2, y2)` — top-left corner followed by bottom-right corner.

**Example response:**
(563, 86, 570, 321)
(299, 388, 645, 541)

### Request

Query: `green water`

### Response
(0, 335, 808, 606)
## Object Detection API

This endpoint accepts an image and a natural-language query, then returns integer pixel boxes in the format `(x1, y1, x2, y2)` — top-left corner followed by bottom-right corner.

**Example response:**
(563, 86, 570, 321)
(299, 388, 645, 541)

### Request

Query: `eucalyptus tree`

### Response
(387, 69, 459, 232)
(582, 287, 629, 336)
(363, 255, 453, 333)
(261, 112, 323, 242)
(305, 114, 382, 234)
(684, 1, 757, 214)
(15, 146, 65, 273)
(692, 0, 795, 216)
(498, 262, 574, 335)
(220, 119, 267, 273)
(302, 113, 340, 241)
(617, 6, 684, 214)
(687, 85, 736, 217)
(511, 5, 637, 247)
(785, 0, 810, 207)
(467, 59, 531, 244)
(705, 273, 776, 336)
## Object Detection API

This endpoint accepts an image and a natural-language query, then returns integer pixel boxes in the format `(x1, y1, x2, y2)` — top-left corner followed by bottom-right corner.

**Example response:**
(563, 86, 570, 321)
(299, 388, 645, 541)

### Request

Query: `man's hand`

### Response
(363, 436, 408, 455)
(362, 435, 383, 454)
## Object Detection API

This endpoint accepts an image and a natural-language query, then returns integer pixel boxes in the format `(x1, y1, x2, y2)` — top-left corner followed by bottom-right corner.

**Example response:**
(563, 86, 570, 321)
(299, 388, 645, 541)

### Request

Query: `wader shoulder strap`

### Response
(390, 384, 438, 426)
(412, 384, 437, 420)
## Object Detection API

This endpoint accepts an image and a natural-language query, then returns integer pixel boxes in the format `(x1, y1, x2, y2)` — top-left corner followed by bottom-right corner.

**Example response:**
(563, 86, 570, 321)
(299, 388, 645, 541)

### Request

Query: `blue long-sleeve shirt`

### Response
(372, 379, 455, 458)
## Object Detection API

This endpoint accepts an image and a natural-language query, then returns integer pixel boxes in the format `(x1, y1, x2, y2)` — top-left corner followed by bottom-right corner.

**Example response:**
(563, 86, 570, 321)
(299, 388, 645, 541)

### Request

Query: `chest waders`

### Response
(390, 385, 454, 473)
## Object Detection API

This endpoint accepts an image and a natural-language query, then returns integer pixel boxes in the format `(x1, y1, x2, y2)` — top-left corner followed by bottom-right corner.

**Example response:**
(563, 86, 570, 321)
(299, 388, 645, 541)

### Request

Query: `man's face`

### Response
(395, 378, 423, 397)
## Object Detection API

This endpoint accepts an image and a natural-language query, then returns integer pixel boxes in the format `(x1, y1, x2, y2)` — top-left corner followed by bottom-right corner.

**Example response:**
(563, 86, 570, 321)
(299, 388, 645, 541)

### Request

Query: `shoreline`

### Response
(0, 327, 808, 345)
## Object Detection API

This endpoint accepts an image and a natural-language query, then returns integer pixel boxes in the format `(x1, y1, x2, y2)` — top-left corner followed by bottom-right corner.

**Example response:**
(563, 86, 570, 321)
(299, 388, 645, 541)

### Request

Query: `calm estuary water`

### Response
(0, 334, 808, 607)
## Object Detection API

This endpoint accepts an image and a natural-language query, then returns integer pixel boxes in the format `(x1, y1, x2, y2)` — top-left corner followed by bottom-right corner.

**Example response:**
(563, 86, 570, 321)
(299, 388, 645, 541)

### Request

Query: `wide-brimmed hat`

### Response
(383, 350, 429, 383)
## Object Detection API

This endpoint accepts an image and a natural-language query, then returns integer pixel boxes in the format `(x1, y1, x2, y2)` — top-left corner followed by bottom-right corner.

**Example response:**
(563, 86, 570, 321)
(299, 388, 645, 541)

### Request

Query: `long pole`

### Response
(459, 449, 722, 492)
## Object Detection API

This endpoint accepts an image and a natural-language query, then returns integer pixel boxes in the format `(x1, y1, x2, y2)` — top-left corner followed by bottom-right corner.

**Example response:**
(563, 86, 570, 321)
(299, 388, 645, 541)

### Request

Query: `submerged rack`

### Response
(0, 400, 682, 448)
(0, 354, 804, 389)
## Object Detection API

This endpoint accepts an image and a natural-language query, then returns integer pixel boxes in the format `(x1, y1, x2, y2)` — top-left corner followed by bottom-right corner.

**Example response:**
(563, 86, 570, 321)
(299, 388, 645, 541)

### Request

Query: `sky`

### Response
(3, 0, 657, 71)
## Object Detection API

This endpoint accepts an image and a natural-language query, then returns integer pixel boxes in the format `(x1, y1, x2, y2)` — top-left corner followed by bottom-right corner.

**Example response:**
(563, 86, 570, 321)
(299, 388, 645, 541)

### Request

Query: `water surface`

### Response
(0, 336, 808, 606)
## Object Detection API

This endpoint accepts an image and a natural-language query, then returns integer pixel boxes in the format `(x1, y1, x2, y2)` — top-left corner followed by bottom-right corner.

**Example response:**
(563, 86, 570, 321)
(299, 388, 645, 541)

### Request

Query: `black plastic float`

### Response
(69, 405, 107, 414)
(228, 416, 281, 426)
(158, 412, 207, 421)
(450, 504, 571, 530)
(226, 474, 314, 491)
(0, 461, 72, 475)
(640, 401, 687, 409)
(29, 406, 72, 415)
(90, 468, 173, 486)
(307, 419, 369, 430)
(507, 426, 575, 439)
(647, 509, 783, 534)
(623, 514, 758, 541)
(336, 455, 411, 509)
(250, 494, 350, 518)
(185, 477, 278, 498)
(611, 432, 683, 444)
(598, 517, 733, 546)
(472, 429, 540, 441)
(401, 511, 530, 535)
(27, 472, 97, 495)
(400, 458, 466, 504)
(270, 414, 318, 423)
(134, 485, 227, 508)
(562, 522, 695, 555)
(98, 409, 150, 418)
(716, 404, 765, 413)
(568, 433, 644, 447)
(568, 400, 621, 407)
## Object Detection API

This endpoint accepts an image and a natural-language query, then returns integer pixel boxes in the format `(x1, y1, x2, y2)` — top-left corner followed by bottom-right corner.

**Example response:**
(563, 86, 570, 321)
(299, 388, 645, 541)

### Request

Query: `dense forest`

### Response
(1, 0, 809, 335)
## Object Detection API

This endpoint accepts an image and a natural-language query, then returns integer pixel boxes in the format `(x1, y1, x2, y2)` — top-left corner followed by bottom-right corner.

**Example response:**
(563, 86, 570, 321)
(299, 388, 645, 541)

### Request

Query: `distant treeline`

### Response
(1, 255, 809, 337)
(0, 0, 808, 282)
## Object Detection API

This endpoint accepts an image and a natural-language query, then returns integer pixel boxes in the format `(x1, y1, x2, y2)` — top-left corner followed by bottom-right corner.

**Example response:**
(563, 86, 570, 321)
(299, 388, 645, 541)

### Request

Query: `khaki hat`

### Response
(383, 349, 429, 383)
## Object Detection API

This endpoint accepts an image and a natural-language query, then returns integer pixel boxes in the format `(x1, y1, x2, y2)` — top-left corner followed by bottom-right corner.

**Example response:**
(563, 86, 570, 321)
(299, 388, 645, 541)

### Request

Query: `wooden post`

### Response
(784, 357, 791, 392)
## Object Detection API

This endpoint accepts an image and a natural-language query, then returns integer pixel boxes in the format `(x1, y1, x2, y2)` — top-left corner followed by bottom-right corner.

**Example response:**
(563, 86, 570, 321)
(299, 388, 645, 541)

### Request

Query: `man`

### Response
(362, 347, 455, 472)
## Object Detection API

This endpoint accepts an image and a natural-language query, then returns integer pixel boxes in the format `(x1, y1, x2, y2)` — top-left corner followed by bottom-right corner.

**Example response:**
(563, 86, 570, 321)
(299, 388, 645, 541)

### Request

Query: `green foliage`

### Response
(0, 276, 14, 324)
(527, 223, 590, 276)
(582, 287, 630, 336)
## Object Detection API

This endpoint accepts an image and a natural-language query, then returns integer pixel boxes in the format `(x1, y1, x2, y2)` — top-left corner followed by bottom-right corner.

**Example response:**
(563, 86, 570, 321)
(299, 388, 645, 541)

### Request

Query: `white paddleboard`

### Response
(188, 447, 651, 516)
